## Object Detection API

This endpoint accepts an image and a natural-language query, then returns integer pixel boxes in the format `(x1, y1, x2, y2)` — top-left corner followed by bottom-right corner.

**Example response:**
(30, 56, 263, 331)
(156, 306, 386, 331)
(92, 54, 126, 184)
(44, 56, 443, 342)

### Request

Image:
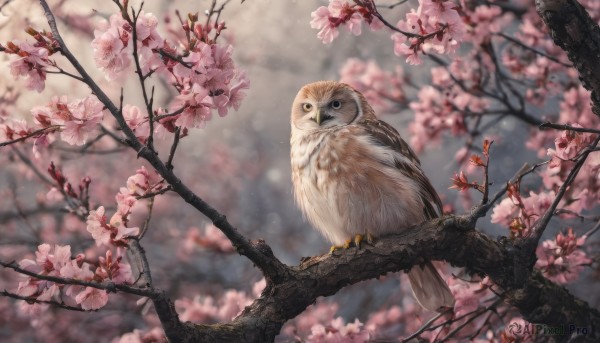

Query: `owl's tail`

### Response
(407, 262, 455, 312)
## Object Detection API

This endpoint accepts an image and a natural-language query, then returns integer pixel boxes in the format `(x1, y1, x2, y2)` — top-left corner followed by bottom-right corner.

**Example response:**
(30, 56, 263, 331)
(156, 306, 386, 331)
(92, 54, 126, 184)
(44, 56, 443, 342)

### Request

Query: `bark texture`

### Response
(536, 0, 600, 116)
(173, 215, 600, 342)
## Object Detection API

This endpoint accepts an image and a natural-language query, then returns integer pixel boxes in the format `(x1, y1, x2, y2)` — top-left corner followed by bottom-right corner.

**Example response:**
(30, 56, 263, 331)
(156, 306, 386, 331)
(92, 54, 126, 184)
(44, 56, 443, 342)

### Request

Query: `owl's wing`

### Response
(356, 118, 443, 219)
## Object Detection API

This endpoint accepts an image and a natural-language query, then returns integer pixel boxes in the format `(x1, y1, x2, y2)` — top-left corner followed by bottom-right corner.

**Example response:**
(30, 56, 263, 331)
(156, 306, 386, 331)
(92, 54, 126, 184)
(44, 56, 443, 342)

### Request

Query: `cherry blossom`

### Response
(91, 14, 132, 80)
(75, 287, 109, 310)
(391, 0, 465, 65)
(183, 224, 234, 254)
(6, 40, 50, 92)
(86, 205, 139, 247)
(12, 244, 128, 313)
(306, 317, 370, 343)
(310, 0, 381, 44)
(339, 58, 405, 114)
(123, 104, 150, 143)
(536, 229, 591, 284)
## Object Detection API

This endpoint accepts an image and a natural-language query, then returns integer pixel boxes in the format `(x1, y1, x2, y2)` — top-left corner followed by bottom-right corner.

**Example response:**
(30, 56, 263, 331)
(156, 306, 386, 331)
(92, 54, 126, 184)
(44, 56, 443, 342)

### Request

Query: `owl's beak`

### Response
(314, 109, 332, 126)
(315, 109, 323, 125)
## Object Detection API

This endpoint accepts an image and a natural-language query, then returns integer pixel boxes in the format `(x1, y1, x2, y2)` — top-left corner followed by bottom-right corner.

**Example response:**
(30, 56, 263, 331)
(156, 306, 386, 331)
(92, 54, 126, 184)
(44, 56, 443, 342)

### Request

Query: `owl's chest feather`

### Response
(291, 130, 349, 190)
(291, 129, 426, 244)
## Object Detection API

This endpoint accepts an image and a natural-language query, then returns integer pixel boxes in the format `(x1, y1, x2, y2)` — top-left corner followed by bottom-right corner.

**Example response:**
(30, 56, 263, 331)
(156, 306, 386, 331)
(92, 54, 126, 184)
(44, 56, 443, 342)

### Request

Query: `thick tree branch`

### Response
(175, 214, 600, 342)
(536, 0, 600, 117)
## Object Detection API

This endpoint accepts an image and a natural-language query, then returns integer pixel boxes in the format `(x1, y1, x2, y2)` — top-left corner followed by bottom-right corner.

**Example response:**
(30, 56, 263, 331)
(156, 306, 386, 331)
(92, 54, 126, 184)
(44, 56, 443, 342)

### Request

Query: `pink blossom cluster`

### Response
(491, 190, 556, 237)
(91, 12, 163, 80)
(87, 166, 163, 247)
(165, 43, 249, 130)
(462, 5, 513, 46)
(123, 104, 151, 143)
(16, 244, 132, 312)
(391, 0, 466, 65)
(175, 290, 252, 324)
(4, 39, 52, 92)
(306, 317, 370, 343)
(310, 0, 382, 44)
(0, 118, 35, 143)
(339, 58, 405, 114)
(114, 279, 266, 341)
(408, 85, 467, 152)
(182, 224, 234, 254)
(29, 95, 105, 146)
(280, 301, 370, 342)
(547, 125, 594, 167)
(535, 229, 591, 284)
(500, 6, 572, 108)
(448, 276, 493, 317)
(87, 206, 139, 247)
(522, 87, 600, 216)
(92, 11, 249, 132)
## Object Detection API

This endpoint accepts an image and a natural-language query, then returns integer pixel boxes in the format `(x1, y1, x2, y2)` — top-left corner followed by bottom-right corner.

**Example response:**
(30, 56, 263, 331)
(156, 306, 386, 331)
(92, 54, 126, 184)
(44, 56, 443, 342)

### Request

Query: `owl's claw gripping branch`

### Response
(354, 234, 364, 249)
(353, 233, 375, 249)
(329, 240, 352, 254)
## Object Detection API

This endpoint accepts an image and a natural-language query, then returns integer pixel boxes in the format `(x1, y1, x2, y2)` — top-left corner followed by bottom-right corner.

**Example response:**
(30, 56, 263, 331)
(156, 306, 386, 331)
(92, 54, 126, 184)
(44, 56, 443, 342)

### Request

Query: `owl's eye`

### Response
(302, 103, 313, 112)
(330, 100, 342, 109)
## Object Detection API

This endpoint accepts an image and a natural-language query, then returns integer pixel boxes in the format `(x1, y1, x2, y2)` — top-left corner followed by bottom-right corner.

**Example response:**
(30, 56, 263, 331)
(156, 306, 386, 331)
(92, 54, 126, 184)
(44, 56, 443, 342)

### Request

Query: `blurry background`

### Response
(1, 0, 595, 342)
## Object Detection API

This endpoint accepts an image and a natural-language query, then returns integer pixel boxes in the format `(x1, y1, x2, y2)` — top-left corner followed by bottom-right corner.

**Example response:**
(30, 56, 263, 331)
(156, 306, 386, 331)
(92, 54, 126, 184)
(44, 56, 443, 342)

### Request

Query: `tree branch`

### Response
(174, 214, 600, 342)
(536, 0, 600, 117)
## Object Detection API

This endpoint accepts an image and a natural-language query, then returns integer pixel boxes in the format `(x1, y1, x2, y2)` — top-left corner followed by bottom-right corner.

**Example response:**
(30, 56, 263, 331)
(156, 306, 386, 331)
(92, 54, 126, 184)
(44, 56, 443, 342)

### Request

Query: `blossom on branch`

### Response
(310, 0, 381, 44)
(536, 229, 591, 284)
(5, 40, 51, 92)
(13, 243, 132, 312)
(339, 58, 405, 114)
(392, 0, 466, 65)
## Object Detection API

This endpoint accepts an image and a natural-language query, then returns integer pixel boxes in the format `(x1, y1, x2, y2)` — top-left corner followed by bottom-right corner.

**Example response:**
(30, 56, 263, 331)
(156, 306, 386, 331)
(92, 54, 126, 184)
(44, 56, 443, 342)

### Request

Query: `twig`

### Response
(539, 122, 600, 134)
(129, 238, 153, 288)
(496, 33, 572, 68)
(474, 161, 550, 217)
(380, 0, 409, 9)
(438, 298, 504, 342)
(130, 5, 156, 151)
(355, 0, 441, 39)
(401, 310, 447, 342)
(137, 197, 155, 240)
(0, 259, 156, 297)
(166, 127, 181, 170)
(1, 290, 89, 312)
(136, 185, 172, 200)
(0, 125, 60, 147)
(583, 219, 600, 239)
(154, 107, 185, 121)
(526, 135, 600, 248)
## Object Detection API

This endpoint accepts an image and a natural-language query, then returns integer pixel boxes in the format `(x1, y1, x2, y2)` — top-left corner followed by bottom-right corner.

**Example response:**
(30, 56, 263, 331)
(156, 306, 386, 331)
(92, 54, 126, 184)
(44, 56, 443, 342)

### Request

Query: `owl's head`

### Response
(291, 81, 375, 132)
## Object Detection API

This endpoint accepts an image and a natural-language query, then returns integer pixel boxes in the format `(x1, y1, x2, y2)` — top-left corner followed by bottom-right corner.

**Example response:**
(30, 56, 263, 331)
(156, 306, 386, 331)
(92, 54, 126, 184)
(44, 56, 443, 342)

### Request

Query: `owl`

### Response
(290, 81, 455, 312)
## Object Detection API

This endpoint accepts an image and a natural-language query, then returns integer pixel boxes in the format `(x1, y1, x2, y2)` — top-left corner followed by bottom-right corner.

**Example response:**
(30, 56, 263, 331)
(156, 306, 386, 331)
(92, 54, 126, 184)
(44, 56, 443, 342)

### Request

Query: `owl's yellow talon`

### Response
(343, 239, 352, 249)
(354, 234, 364, 249)
(329, 240, 353, 254)
(354, 233, 375, 249)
